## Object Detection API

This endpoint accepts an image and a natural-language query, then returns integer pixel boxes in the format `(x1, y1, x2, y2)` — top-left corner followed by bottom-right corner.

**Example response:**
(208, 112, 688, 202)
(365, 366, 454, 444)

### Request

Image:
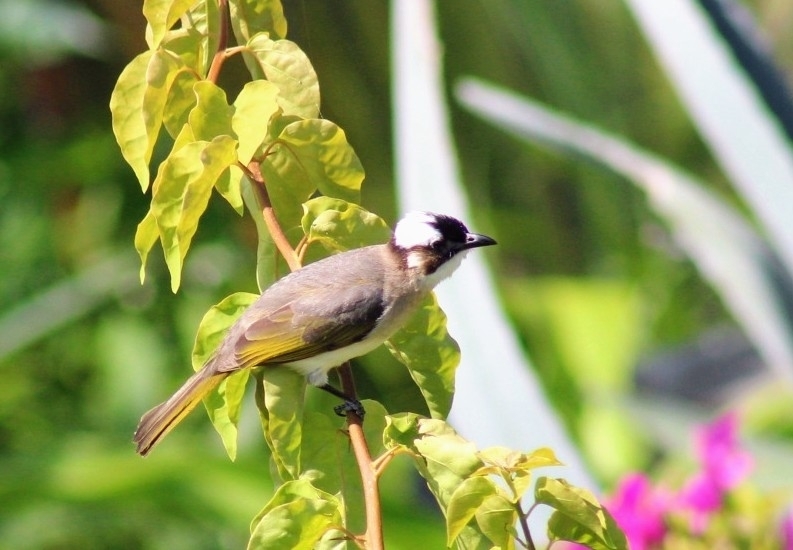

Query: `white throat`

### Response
(420, 250, 469, 290)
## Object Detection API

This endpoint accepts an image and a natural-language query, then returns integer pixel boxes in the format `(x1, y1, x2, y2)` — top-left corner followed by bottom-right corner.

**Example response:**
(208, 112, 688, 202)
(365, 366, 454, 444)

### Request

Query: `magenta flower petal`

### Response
(694, 412, 753, 490)
(605, 473, 669, 550)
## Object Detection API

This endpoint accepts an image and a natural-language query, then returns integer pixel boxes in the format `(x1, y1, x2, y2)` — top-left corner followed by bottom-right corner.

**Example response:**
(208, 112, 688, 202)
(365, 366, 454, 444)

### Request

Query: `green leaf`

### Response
(257, 367, 306, 481)
(163, 69, 200, 138)
(143, 0, 194, 49)
(246, 32, 320, 118)
(301, 197, 391, 253)
(134, 209, 159, 284)
(191, 292, 258, 460)
(261, 119, 364, 232)
(386, 293, 460, 419)
(382, 412, 422, 450)
(446, 476, 499, 547)
(411, 419, 483, 508)
(475, 493, 517, 549)
(215, 163, 245, 215)
(232, 80, 280, 164)
(188, 80, 235, 142)
(151, 135, 238, 292)
(230, 0, 287, 44)
(248, 479, 341, 550)
(110, 51, 153, 190)
(536, 477, 627, 550)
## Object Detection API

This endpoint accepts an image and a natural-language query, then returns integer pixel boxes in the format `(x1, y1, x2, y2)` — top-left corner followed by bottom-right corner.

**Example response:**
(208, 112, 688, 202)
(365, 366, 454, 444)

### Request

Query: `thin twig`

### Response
(518, 501, 536, 550)
(207, 0, 230, 83)
(339, 364, 384, 550)
(239, 161, 302, 272)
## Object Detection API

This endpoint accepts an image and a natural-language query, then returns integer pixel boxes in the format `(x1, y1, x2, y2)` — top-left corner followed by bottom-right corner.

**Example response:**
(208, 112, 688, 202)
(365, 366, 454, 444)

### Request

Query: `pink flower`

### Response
(781, 507, 793, 550)
(604, 473, 670, 550)
(677, 412, 753, 532)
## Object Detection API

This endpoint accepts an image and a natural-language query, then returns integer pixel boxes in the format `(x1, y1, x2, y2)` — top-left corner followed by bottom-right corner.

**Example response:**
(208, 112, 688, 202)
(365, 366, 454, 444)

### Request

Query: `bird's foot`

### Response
(333, 398, 366, 419)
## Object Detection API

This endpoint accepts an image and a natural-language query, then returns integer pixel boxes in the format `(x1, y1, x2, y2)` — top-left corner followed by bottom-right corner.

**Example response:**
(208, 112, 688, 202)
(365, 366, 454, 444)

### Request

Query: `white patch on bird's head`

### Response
(392, 211, 444, 250)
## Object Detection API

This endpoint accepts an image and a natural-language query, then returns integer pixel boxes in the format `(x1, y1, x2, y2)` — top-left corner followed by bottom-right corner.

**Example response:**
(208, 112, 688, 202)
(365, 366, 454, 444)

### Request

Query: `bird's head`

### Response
(390, 211, 496, 288)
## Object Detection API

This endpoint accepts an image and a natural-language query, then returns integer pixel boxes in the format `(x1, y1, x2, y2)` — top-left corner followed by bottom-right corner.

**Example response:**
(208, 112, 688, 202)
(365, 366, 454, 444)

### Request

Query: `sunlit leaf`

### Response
(248, 479, 341, 550)
(301, 197, 391, 253)
(475, 493, 517, 549)
(151, 135, 238, 292)
(232, 80, 280, 164)
(257, 367, 306, 480)
(215, 163, 245, 215)
(143, 0, 194, 49)
(192, 291, 258, 369)
(188, 80, 235, 142)
(163, 70, 200, 138)
(230, 0, 287, 44)
(445, 476, 499, 547)
(386, 293, 460, 419)
(109, 51, 153, 190)
(246, 32, 320, 118)
(535, 477, 627, 550)
(134, 209, 159, 284)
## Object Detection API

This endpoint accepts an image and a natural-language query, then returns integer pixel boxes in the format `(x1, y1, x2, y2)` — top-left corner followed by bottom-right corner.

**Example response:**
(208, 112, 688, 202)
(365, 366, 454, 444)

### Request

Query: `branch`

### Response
(239, 160, 302, 272)
(207, 0, 230, 83)
(339, 364, 384, 550)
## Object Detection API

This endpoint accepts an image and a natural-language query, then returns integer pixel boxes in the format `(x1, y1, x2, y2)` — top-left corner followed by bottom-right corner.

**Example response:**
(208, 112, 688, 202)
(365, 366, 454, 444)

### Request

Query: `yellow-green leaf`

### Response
(246, 32, 320, 118)
(151, 135, 238, 292)
(229, 0, 287, 44)
(110, 51, 153, 190)
(536, 477, 628, 550)
(163, 70, 200, 138)
(215, 163, 245, 215)
(248, 479, 341, 550)
(188, 80, 235, 142)
(301, 197, 391, 254)
(191, 292, 258, 460)
(134, 209, 159, 283)
(475, 493, 517, 549)
(261, 119, 364, 231)
(257, 368, 306, 481)
(232, 80, 280, 164)
(446, 476, 499, 547)
(386, 293, 460, 419)
(143, 0, 195, 49)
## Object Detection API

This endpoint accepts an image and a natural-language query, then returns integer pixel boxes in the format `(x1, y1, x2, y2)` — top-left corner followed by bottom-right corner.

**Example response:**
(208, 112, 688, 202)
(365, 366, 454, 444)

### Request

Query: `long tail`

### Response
(133, 367, 226, 456)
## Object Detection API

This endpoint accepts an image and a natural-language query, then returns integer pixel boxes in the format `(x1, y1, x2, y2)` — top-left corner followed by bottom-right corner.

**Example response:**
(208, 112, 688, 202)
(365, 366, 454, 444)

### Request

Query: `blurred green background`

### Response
(2, 1, 793, 548)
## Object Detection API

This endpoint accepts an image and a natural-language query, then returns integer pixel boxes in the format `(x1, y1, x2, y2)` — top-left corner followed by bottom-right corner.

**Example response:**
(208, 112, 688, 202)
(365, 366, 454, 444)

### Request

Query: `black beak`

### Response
(462, 232, 497, 250)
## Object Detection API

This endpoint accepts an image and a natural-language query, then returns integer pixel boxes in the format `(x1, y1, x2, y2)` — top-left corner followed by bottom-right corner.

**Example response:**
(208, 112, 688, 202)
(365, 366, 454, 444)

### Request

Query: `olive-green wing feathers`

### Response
(227, 280, 386, 370)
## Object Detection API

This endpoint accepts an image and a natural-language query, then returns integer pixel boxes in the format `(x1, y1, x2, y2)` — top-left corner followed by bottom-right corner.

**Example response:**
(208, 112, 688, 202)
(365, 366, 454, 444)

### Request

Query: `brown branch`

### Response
(207, 0, 230, 83)
(239, 160, 302, 272)
(339, 364, 383, 550)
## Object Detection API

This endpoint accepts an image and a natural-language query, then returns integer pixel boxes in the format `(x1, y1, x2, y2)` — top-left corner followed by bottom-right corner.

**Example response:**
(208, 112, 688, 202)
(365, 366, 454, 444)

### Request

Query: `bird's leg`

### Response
(318, 383, 366, 419)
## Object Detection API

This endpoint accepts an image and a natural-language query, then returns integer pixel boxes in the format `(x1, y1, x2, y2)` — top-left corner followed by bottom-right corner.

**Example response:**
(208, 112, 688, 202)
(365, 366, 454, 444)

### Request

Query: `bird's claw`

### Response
(334, 399, 366, 419)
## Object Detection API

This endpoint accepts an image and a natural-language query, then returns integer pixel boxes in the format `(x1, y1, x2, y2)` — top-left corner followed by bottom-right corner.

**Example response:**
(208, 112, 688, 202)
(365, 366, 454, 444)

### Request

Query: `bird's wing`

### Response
(228, 279, 385, 370)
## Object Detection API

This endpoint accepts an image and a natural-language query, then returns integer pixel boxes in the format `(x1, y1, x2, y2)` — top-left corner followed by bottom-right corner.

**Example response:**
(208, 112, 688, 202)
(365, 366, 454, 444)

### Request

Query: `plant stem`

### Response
(516, 501, 536, 550)
(207, 0, 229, 83)
(241, 161, 301, 272)
(339, 364, 384, 550)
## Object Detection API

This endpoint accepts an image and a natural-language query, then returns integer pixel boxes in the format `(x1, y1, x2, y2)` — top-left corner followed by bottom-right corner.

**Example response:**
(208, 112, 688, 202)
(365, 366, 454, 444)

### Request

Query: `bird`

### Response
(133, 211, 496, 456)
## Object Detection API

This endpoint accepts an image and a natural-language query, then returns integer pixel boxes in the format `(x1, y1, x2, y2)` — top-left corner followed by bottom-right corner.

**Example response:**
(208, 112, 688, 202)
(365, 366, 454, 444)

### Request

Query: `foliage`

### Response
(107, 0, 624, 548)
